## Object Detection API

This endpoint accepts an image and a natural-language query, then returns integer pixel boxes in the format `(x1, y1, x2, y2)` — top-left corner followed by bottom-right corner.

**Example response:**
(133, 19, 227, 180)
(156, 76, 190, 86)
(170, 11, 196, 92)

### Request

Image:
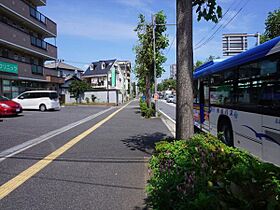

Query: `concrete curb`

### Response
(158, 109, 176, 137)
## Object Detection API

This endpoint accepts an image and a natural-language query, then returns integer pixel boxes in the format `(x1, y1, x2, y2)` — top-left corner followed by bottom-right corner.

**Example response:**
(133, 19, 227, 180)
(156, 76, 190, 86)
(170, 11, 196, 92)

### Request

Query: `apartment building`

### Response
(0, 0, 62, 99)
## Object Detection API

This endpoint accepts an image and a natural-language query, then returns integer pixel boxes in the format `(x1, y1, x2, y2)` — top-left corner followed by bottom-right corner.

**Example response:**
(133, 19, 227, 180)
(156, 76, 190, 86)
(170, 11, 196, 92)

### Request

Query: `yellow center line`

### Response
(0, 101, 131, 200)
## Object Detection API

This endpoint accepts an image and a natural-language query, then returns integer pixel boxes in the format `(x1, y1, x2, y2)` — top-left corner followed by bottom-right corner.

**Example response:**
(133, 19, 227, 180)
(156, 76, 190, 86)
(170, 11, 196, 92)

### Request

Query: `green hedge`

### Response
(139, 99, 155, 118)
(147, 134, 280, 210)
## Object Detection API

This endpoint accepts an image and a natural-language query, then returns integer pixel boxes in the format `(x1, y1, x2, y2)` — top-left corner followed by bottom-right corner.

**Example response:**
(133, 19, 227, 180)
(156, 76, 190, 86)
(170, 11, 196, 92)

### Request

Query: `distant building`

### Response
(45, 61, 84, 79)
(170, 64, 176, 79)
(0, 0, 62, 98)
(82, 59, 131, 105)
(222, 33, 248, 57)
(45, 61, 84, 104)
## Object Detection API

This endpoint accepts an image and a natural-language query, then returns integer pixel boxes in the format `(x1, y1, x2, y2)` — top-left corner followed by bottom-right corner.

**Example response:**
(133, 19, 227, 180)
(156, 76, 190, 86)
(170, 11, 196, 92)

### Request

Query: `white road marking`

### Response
(159, 100, 176, 107)
(158, 109, 176, 124)
(159, 109, 176, 137)
(0, 107, 114, 163)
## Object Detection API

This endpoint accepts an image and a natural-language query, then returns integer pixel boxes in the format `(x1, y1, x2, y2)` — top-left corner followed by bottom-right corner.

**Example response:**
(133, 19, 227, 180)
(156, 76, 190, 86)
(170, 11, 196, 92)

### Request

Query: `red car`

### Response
(0, 95, 22, 116)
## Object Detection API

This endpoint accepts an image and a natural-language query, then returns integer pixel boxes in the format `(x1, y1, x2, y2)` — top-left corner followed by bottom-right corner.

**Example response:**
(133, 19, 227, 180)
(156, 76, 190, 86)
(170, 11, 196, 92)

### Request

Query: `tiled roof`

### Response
(45, 62, 83, 72)
(83, 59, 117, 76)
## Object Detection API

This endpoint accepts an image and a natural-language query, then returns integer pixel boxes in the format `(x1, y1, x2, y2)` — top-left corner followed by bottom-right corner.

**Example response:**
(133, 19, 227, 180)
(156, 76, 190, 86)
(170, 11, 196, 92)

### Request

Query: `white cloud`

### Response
(115, 0, 154, 15)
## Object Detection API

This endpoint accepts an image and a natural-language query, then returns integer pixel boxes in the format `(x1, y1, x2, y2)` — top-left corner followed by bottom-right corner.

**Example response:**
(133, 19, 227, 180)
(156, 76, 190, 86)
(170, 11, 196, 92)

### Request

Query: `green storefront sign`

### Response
(111, 68, 116, 87)
(0, 61, 18, 74)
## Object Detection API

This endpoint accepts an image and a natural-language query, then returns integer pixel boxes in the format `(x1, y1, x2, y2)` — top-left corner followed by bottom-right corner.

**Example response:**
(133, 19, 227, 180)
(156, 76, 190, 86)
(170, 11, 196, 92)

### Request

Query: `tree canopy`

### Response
(134, 11, 169, 106)
(158, 79, 176, 91)
(261, 9, 280, 43)
(69, 80, 91, 103)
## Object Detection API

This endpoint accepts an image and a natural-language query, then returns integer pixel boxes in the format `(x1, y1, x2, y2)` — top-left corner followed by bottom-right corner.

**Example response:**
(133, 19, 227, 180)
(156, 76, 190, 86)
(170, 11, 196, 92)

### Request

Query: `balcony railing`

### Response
(0, 0, 57, 36)
(30, 36, 47, 50)
(30, 6, 46, 25)
(0, 21, 57, 59)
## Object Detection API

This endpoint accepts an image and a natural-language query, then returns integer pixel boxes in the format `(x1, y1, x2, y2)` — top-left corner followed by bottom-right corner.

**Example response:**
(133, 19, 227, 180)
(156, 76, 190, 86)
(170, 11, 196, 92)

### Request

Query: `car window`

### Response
(41, 93, 49, 98)
(19, 93, 30, 99)
(49, 92, 58, 99)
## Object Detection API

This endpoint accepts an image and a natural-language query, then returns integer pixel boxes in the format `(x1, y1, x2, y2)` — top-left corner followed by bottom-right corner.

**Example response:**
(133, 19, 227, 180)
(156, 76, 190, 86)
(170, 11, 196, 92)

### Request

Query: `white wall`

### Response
(83, 90, 124, 105)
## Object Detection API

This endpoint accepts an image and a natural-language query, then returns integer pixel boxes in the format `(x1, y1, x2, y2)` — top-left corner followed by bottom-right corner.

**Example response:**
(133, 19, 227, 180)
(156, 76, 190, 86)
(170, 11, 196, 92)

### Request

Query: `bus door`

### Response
(199, 79, 210, 132)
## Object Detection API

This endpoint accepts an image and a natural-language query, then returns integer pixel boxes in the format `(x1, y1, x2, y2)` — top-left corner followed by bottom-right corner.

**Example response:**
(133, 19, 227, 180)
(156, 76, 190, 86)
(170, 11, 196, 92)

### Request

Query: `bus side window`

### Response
(193, 80, 200, 104)
(259, 83, 280, 109)
(204, 79, 210, 107)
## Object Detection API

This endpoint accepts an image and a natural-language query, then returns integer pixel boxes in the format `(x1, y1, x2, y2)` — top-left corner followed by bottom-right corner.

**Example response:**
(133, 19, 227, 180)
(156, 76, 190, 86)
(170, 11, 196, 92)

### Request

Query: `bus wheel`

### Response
(220, 123, 233, 147)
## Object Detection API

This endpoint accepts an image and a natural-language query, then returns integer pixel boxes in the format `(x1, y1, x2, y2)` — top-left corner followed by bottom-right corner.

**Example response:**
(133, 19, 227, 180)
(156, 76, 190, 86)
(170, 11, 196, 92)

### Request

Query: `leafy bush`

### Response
(85, 97, 90, 104)
(139, 99, 155, 118)
(147, 134, 280, 210)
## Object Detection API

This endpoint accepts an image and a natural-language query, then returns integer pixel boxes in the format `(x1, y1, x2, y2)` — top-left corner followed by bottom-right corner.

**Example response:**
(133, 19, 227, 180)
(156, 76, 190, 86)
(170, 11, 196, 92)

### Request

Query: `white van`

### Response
(13, 90, 60, 112)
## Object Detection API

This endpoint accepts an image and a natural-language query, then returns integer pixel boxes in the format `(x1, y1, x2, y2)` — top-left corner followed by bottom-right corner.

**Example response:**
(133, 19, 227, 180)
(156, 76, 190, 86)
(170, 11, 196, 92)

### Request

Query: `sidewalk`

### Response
(0, 100, 173, 210)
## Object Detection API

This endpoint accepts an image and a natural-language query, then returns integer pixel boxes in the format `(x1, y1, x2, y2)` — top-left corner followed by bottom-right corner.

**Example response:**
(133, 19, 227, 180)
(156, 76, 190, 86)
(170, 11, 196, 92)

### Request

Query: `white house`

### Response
(82, 59, 131, 105)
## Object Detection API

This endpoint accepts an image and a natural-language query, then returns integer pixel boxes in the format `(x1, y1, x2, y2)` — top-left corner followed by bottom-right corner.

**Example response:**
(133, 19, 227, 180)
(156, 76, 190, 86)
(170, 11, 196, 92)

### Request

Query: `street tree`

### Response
(176, 0, 222, 140)
(134, 11, 169, 107)
(260, 9, 280, 43)
(158, 79, 176, 91)
(69, 80, 91, 103)
(193, 60, 203, 71)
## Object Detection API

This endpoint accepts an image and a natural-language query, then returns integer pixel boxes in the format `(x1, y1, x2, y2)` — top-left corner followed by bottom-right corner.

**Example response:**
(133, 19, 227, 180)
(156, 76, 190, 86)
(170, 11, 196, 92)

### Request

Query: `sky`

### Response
(40, 0, 280, 81)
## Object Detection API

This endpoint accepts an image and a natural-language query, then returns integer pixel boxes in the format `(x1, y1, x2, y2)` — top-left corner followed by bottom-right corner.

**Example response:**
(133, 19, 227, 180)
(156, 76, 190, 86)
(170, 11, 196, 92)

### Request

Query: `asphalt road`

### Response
(0, 101, 172, 209)
(0, 106, 110, 151)
(158, 100, 176, 121)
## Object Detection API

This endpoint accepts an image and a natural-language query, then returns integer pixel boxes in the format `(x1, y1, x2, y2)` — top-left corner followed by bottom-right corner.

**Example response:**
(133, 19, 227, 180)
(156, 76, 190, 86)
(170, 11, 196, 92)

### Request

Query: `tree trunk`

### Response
(145, 75, 151, 108)
(176, 0, 194, 140)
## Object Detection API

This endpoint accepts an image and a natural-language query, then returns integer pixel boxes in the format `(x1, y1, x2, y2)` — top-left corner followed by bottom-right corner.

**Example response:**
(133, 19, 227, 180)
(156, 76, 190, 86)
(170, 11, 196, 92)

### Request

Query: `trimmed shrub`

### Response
(139, 99, 155, 118)
(147, 134, 280, 210)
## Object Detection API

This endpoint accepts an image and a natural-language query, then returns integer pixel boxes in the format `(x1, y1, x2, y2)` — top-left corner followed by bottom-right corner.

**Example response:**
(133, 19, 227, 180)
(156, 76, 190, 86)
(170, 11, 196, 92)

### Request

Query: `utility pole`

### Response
(152, 15, 176, 117)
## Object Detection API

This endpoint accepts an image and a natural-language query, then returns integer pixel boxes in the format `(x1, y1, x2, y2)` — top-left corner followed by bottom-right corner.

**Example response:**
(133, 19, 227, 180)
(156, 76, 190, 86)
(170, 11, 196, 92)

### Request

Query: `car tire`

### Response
(220, 123, 234, 146)
(39, 104, 47, 112)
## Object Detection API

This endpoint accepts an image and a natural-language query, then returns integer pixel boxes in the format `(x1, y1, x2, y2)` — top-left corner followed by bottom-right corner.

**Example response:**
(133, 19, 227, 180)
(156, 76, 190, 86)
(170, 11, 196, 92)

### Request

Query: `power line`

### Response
(61, 59, 90, 65)
(165, 36, 176, 56)
(195, 0, 242, 47)
(194, 0, 251, 51)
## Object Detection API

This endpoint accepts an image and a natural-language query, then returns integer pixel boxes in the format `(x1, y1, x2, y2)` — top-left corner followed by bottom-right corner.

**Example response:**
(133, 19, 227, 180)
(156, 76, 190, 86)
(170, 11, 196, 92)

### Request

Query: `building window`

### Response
(32, 65, 43, 75)
(101, 62, 106, 69)
(2, 49, 9, 58)
(14, 53, 19, 60)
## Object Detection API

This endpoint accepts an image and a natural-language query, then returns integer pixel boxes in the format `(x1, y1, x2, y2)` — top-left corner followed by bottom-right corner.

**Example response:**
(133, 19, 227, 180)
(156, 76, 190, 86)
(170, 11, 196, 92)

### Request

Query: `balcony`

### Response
(0, 0, 56, 37)
(0, 21, 57, 59)
(29, 0, 46, 7)
(46, 75, 65, 84)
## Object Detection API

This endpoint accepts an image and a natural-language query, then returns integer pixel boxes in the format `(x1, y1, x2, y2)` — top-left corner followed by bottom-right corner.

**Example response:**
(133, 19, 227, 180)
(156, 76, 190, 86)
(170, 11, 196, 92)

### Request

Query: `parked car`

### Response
(173, 96, 176, 104)
(13, 91, 60, 112)
(166, 95, 175, 103)
(0, 95, 22, 116)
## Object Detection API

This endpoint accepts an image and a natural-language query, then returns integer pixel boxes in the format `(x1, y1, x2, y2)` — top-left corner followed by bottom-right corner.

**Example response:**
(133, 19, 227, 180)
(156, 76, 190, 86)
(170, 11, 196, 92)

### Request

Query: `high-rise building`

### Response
(0, 0, 62, 98)
(170, 64, 176, 80)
